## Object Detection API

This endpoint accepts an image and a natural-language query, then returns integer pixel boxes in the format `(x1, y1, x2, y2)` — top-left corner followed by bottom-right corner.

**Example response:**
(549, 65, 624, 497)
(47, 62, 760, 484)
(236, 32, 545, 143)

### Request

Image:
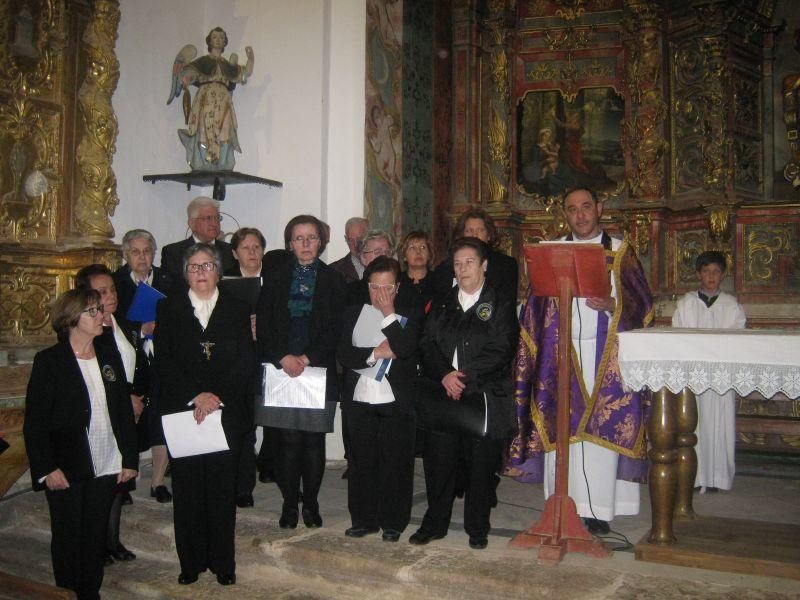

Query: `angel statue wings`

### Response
(167, 27, 255, 171)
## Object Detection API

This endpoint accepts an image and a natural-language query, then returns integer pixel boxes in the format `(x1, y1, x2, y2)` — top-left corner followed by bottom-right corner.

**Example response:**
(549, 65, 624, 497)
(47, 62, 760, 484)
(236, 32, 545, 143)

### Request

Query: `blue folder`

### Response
(126, 282, 167, 323)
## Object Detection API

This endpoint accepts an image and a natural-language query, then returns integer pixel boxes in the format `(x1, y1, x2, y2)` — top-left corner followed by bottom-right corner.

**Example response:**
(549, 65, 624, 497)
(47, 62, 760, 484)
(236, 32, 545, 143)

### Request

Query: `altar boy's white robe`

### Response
(672, 291, 746, 490)
(542, 234, 640, 521)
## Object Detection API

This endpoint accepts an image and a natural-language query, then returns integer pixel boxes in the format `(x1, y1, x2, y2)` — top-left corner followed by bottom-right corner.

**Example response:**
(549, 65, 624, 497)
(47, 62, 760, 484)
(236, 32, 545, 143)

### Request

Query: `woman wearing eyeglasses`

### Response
(337, 256, 419, 542)
(256, 215, 345, 530)
(155, 243, 255, 586)
(346, 230, 395, 306)
(24, 288, 138, 599)
(397, 230, 436, 321)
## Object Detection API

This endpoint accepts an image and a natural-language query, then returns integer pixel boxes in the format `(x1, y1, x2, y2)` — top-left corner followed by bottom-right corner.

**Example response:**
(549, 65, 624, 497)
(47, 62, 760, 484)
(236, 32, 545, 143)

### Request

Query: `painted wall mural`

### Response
(365, 0, 403, 239)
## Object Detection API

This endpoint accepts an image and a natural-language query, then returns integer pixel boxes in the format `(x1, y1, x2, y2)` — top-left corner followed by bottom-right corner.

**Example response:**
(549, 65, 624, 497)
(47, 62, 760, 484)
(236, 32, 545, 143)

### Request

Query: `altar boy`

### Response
(672, 250, 746, 492)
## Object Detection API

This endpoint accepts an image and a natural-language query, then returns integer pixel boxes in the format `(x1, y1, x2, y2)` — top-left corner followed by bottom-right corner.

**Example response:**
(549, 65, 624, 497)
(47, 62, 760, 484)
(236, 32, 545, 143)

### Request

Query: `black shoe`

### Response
(178, 572, 198, 585)
(408, 529, 445, 545)
(120, 490, 133, 506)
(583, 518, 610, 535)
(150, 485, 172, 503)
(236, 493, 254, 508)
(258, 470, 275, 484)
(468, 536, 488, 550)
(345, 527, 379, 538)
(279, 508, 299, 529)
(104, 553, 115, 567)
(216, 573, 236, 585)
(341, 466, 349, 479)
(108, 544, 136, 561)
(382, 529, 401, 542)
(302, 507, 323, 528)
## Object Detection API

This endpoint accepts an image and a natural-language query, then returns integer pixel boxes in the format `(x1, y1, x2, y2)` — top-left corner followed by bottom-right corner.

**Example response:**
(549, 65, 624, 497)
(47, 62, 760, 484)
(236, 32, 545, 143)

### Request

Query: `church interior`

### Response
(1, 0, 799, 597)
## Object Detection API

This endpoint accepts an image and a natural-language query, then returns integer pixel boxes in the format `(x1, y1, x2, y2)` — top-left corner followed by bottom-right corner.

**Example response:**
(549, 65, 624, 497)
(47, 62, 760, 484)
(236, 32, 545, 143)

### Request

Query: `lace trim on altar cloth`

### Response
(619, 360, 800, 399)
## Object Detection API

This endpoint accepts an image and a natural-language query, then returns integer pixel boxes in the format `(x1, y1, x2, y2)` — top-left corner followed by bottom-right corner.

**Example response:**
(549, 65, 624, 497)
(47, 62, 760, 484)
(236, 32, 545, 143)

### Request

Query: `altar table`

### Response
(617, 328, 800, 579)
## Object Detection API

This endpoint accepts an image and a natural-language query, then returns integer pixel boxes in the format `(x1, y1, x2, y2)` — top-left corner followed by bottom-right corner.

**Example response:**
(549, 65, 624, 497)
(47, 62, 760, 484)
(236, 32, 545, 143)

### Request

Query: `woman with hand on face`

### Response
(410, 238, 519, 551)
(24, 288, 138, 600)
(337, 257, 419, 542)
(76, 264, 149, 567)
(113, 230, 175, 505)
(256, 215, 345, 530)
(155, 243, 255, 587)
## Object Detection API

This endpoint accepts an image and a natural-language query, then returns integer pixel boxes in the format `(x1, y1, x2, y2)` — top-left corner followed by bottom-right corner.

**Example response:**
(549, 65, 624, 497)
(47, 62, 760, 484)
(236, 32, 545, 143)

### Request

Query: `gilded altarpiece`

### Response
(443, 0, 800, 452)
(0, 0, 121, 350)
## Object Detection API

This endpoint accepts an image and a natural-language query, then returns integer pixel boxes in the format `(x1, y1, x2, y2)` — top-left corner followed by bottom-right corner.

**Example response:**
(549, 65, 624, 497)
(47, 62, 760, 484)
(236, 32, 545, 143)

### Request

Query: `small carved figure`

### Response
(167, 27, 254, 171)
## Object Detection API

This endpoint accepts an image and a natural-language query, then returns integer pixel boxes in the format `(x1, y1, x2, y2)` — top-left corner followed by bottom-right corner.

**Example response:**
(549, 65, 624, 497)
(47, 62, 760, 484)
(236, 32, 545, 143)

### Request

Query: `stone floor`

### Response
(1, 454, 799, 599)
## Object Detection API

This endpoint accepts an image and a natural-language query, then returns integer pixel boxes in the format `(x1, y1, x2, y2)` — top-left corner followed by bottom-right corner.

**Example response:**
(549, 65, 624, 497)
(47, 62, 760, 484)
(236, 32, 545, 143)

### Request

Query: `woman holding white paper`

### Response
(256, 215, 345, 530)
(337, 256, 419, 542)
(155, 243, 254, 587)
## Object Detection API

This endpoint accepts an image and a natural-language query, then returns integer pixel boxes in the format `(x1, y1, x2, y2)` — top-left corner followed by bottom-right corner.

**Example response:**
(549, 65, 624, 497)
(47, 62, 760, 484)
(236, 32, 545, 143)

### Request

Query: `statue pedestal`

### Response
(142, 171, 283, 201)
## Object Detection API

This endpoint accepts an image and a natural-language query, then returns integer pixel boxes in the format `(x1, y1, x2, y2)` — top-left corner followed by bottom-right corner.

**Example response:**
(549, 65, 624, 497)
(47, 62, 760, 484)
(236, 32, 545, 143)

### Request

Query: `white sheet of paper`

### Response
(352, 304, 387, 347)
(263, 363, 327, 409)
(161, 410, 229, 458)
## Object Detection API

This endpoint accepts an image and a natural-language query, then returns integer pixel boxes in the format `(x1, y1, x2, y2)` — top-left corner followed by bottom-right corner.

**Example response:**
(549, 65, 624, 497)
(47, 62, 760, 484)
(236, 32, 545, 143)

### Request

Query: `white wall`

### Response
(113, 0, 366, 459)
(113, 0, 365, 261)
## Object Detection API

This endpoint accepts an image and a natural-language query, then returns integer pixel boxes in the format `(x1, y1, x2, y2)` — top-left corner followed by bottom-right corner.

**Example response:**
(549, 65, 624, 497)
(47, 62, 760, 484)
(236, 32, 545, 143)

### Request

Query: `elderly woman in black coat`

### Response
(410, 237, 519, 550)
(24, 288, 138, 600)
(155, 242, 255, 586)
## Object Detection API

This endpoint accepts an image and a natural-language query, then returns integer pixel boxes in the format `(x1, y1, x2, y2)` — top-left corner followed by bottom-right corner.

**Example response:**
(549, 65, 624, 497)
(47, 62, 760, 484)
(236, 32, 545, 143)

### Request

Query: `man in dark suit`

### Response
(160, 196, 235, 281)
(329, 217, 369, 283)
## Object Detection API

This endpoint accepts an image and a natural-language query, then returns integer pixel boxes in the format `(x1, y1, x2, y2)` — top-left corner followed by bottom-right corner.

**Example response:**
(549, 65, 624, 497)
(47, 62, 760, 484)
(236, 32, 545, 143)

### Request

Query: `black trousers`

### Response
(419, 429, 503, 538)
(45, 474, 116, 600)
(170, 448, 237, 576)
(346, 404, 416, 532)
(255, 426, 274, 475)
(236, 428, 257, 495)
(267, 426, 325, 512)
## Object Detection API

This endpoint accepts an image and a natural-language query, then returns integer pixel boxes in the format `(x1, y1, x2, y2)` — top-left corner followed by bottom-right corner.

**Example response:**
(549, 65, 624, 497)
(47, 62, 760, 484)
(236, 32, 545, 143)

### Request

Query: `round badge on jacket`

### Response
(101, 365, 117, 382)
(476, 302, 493, 321)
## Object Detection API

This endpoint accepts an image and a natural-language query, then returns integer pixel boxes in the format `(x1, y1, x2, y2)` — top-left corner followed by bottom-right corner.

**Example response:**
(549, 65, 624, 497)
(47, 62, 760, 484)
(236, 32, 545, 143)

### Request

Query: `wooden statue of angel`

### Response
(167, 27, 254, 171)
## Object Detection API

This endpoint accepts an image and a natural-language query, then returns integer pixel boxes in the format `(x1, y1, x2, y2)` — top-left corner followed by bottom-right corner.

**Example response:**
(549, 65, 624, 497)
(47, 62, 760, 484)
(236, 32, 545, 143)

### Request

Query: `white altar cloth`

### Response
(617, 328, 800, 399)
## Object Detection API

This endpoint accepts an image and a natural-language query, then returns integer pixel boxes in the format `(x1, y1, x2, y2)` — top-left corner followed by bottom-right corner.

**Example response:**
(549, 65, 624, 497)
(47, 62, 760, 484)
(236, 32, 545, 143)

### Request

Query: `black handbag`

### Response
(415, 378, 487, 438)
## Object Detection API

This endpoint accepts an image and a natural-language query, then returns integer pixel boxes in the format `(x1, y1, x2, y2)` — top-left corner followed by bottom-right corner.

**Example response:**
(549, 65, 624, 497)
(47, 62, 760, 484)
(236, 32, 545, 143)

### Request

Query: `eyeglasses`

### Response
(291, 235, 320, 245)
(407, 244, 428, 253)
(186, 262, 217, 273)
(362, 247, 390, 257)
(368, 283, 396, 292)
(83, 305, 105, 317)
(193, 215, 223, 223)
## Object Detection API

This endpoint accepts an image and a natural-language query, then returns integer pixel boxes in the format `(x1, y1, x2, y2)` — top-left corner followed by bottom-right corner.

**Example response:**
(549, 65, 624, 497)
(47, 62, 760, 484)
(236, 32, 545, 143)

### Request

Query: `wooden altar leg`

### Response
(674, 388, 697, 520)
(647, 387, 678, 544)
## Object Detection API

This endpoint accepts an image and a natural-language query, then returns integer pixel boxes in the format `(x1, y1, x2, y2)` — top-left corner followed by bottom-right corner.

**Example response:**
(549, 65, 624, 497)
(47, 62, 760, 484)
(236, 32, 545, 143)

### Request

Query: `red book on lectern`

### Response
(524, 243, 610, 299)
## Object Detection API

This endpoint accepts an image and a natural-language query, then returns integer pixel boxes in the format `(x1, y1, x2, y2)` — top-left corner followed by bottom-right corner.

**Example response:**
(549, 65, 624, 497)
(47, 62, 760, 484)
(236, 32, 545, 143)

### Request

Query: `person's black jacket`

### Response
(431, 249, 519, 306)
(255, 254, 345, 405)
(337, 300, 420, 416)
(23, 337, 139, 490)
(160, 238, 235, 283)
(154, 289, 255, 444)
(418, 283, 519, 439)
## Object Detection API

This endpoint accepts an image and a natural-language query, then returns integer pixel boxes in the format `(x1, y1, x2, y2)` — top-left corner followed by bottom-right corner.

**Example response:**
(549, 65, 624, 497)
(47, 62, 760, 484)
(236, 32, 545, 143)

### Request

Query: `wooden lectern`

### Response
(508, 242, 612, 565)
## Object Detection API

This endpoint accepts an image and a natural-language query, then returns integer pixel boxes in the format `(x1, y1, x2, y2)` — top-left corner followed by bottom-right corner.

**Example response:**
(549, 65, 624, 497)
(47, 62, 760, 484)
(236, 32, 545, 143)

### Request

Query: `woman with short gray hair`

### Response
(155, 242, 255, 586)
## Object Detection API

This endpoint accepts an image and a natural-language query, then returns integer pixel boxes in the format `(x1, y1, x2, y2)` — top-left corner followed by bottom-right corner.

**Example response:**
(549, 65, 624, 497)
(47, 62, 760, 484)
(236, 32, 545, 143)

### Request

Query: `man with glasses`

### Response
(330, 217, 370, 283)
(161, 196, 235, 282)
(346, 230, 396, 306)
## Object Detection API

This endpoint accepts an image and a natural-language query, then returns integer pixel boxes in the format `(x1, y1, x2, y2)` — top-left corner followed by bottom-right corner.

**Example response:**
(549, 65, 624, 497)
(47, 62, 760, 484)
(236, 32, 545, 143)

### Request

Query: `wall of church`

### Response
(112, 0, 366, 263)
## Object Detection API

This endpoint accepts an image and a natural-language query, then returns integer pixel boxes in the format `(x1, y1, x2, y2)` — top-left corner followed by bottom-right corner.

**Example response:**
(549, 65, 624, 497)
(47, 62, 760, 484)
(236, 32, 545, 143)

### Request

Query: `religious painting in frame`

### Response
(516, 87, 625, 203)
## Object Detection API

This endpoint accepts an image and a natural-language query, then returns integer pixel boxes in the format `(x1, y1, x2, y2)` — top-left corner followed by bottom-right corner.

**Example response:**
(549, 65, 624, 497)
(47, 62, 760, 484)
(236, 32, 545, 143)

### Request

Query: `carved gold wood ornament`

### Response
(75, 0, 120, 239)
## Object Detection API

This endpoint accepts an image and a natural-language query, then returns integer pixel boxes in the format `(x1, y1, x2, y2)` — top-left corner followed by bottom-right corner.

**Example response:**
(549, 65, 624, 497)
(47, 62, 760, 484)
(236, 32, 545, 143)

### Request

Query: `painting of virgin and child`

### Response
(517, 87, 625, 198)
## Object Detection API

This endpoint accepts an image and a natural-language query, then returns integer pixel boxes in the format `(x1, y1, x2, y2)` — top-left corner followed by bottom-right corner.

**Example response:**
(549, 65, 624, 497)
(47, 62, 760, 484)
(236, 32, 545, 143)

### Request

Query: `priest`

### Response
(507, 187, 654, 534)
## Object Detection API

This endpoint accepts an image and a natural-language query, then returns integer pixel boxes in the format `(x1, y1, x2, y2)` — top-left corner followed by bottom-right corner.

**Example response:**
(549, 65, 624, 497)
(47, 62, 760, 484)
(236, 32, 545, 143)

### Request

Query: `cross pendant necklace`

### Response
(200, 340, 215, 360)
